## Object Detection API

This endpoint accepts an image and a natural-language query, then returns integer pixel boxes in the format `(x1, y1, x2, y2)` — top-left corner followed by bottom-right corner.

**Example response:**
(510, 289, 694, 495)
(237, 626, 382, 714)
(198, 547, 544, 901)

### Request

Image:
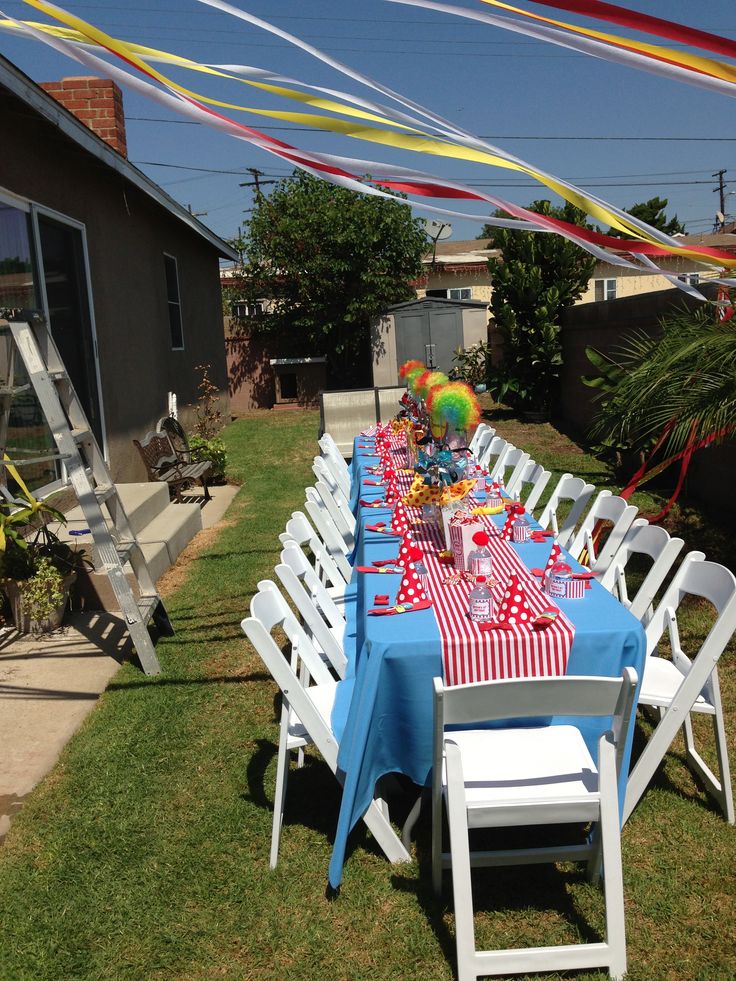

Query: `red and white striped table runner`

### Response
(373, 436, 575, 686)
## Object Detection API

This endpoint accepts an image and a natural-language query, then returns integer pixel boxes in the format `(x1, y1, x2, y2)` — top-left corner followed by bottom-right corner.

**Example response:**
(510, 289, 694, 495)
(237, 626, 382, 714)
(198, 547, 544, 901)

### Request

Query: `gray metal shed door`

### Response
(394, 306, 463, 375)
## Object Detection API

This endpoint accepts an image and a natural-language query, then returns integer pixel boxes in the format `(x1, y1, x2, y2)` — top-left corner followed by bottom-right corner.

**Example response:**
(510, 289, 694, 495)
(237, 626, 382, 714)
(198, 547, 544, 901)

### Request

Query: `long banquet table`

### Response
(327, 434, 646, 890)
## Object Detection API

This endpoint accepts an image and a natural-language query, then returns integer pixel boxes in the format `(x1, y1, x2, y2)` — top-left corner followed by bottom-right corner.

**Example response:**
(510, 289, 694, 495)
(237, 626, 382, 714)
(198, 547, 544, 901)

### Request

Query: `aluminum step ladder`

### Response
(0, 312, 172, 674)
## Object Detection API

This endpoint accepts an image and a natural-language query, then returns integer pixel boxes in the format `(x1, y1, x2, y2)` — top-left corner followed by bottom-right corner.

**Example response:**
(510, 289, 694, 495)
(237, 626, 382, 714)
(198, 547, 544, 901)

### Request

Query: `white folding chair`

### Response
(623, 552, 736, 826)
(243, 585, 410, 869)
(304, 488, 353, 579)
(313, 457, 355, 533)
(538, 473, 596, 549)
(470, 425, 496, 465)
(491, 447, 530, 495)
(279, 511, 349, 603)
(477, 435, 509, 476)
(314, 478, 356, 548)
(598, 518, 684, 625)
(276, 547, 348, 679)
(319, 431, 349, 470)
(567, 490, 639, 576)
(433, 670, 638, 981)
(469, 423, 493, 456)
(317, 441, 351, 499)
(512, 459, 551, 514)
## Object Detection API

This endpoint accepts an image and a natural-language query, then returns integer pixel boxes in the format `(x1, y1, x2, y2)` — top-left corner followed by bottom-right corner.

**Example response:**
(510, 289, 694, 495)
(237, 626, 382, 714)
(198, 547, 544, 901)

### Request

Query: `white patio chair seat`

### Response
(512, 459, 551, 515)
(538, 472, 596, 549)
(432, 670, 638, 981)
(599, 518, 684, 625)
(243, 584, 410, 870)
(568, 490, 639, 576)
(623, 552, 736, 825)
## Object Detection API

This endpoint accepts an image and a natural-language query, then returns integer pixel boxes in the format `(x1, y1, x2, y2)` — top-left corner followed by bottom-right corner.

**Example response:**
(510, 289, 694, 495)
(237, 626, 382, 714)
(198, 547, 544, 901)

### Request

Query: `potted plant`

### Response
(0, 480, 89, 635)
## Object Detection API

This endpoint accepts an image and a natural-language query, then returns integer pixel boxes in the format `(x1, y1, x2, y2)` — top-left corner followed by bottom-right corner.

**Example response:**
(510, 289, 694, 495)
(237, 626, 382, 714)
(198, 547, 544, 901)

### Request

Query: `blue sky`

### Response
(1, 0, 735, 244)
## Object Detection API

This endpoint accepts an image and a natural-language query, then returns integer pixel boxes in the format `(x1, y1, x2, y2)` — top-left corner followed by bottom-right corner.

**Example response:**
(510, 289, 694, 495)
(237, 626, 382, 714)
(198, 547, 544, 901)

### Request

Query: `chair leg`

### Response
(598, 736, 627, 980)
(444, 742, 479, 981)
(361, 799, 412, 864)
(270, 700, 292, 870)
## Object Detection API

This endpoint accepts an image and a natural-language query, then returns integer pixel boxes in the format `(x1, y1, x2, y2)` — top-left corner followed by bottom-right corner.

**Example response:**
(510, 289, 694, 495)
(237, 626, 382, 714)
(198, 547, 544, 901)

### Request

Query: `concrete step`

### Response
(74, 499, 203, 613)
(61, 482, 170, 540)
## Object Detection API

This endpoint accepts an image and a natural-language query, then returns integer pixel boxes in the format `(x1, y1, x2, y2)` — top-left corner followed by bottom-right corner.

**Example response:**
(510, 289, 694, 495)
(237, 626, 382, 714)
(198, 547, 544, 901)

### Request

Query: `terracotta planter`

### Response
(2, 572, 76, 634)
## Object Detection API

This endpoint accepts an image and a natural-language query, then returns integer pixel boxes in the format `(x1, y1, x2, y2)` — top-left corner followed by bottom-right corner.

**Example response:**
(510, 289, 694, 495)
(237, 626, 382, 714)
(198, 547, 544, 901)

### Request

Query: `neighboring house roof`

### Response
(423, 238, 499, 267)
(0, 54, 238, 261)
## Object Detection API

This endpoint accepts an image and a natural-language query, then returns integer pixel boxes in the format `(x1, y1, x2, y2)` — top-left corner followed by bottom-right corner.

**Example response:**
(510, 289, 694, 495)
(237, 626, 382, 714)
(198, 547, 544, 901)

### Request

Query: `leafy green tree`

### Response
(610, 196, 685, 237)
(487, 200, 597, 413)
(588, 303, 736, 459)
(233, 171, 427, 385)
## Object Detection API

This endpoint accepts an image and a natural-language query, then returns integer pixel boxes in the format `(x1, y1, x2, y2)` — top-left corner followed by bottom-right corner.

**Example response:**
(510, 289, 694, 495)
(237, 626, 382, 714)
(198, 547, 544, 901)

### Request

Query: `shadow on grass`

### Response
(392, 817, 606, 976)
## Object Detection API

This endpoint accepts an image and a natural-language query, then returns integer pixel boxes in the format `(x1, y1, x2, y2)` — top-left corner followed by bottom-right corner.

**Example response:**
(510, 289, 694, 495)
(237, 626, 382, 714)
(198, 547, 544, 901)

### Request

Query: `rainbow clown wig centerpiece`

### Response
(427, 381, 481, 441)
(413, 369, 449, 401)
(399, 360, 426, 397)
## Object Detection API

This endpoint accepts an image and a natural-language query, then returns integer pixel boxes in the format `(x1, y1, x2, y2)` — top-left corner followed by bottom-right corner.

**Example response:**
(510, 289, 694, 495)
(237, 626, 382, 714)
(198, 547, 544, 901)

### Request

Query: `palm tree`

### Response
(589, 303, 736, 460)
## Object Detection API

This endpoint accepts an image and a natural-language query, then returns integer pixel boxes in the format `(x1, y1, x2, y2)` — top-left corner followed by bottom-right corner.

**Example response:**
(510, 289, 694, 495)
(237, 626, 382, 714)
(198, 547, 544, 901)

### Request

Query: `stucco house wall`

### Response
(0, 58, 235, 483)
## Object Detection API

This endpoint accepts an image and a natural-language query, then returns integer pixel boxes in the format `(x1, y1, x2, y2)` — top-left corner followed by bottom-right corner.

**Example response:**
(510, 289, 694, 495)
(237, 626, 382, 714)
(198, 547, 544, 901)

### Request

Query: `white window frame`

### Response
(164, 252, 185, 350)
(448, 287, 472, 301)
(594, 278, 617, 302)
(677, 272, 700, 286)
(30, 202, 109, 470)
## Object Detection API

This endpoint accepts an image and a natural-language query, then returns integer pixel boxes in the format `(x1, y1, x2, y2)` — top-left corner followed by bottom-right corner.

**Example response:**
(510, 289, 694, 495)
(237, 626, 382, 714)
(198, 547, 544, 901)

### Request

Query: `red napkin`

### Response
(368, 598, 433, 616)
(354, 565, 402, 574)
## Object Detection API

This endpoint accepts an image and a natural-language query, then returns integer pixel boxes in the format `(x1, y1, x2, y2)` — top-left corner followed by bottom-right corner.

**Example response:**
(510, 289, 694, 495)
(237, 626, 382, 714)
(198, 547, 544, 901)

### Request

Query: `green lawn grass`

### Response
(0, 408, 734, 980)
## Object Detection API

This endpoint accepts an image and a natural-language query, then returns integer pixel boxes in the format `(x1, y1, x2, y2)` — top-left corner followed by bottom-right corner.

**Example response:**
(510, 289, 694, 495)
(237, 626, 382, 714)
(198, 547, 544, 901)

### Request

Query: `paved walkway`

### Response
(0, 483, 239, 842)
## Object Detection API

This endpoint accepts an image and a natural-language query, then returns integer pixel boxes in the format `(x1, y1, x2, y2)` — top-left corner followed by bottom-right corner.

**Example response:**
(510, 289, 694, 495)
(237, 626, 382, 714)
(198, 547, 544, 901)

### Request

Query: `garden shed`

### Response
(371, 296, 488, 386)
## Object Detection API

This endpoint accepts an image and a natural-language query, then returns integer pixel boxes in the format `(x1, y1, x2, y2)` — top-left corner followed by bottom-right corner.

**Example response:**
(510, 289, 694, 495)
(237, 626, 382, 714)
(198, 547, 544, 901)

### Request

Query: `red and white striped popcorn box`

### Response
(565, 578, 586, 599)
(448, 511, 485, 571)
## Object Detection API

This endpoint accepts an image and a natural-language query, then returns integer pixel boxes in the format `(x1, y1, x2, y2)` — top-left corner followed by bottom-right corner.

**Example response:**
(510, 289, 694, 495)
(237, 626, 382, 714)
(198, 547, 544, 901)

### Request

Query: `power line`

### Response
(127, 119, 736, 143)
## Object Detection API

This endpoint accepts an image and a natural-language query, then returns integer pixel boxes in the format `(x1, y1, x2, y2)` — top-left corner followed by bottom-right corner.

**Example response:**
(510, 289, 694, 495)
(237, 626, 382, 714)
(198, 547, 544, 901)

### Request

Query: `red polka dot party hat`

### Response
(496, 573, 532, 627)
(396, 537, 427, 606)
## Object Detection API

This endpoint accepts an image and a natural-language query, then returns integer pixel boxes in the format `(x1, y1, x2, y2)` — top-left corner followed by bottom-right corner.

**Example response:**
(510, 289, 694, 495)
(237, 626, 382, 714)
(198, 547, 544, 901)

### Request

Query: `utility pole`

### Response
(713, 169, 727, 229)
(239, 167, 276, 207)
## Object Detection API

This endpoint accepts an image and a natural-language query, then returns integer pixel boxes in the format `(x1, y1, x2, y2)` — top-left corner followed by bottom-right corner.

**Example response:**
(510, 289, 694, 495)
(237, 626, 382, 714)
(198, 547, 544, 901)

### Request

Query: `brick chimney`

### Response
(40, 76, 128, 157)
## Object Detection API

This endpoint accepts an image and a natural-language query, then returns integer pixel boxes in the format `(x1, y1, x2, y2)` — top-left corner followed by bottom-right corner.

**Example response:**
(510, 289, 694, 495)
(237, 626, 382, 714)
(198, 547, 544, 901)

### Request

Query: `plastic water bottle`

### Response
(468, 575, 493, 622)
(546, 560, 572, 599)
(468, 530, 492, 579)
(512, 512, 531, 543)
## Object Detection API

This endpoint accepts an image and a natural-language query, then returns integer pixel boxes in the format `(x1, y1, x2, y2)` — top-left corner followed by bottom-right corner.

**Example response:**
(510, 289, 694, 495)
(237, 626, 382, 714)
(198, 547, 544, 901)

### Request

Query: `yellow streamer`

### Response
(15, 2, 736, 267)
(480, 0, 736, 86)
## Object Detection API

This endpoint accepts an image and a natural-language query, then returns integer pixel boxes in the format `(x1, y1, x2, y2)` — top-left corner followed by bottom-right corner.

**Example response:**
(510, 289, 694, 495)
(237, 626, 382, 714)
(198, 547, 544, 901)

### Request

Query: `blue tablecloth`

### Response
(328, 439, 646, 889)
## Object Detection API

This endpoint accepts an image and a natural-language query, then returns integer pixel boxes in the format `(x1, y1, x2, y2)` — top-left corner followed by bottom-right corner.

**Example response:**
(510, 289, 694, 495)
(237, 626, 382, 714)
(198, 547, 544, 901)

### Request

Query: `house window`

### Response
(594, 278, 617, 301)
(678, 273, 700, 285)
(231, 300, 263, 319)
(426, 287, 472, 300)
(164, 253, 184, 349)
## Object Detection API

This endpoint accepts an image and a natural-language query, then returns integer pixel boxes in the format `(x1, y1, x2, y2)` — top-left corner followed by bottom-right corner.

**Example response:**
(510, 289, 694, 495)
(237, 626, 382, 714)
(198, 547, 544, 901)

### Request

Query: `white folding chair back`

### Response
(314, 478, 356, 546)
(313, 458, 355, 532)
(493, 447, 530, 495)
(243, 584, 409, 869)
(568, 490, 639, 575)
(469, 423, 493, 456)
(538, 473, 596, 548)
(599, 518, 684, 625)
(477, 435, 508, 475)
(318, 438, 351, 498)
(624, 551, 736, 825)
(433, 670, 638, 981)
(304, 488, 353, 580)
(275, 548, 348, 679)
(279, 511, 348, 609)
(319, 431, 350, 473)
(513, 459, 551, 514)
